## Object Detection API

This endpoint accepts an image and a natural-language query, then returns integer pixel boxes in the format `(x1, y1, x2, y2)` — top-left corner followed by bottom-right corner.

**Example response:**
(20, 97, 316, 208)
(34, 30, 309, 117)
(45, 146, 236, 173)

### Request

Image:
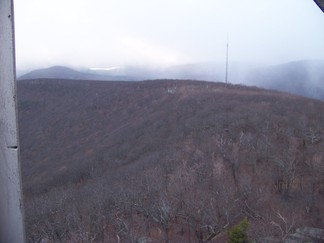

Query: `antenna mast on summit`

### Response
(225, 34, 229, 84)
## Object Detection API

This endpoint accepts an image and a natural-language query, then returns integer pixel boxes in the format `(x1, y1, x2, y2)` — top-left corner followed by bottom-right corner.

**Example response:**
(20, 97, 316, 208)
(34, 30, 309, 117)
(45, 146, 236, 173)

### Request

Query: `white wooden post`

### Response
(0, 0, 26, 242)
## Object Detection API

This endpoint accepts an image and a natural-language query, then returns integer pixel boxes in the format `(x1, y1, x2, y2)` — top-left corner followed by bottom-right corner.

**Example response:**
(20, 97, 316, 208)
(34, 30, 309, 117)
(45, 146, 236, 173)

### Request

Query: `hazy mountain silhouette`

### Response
(246, 60, 324, 100)
(18, 60, 324, 100)
(18, 65, 136, 81)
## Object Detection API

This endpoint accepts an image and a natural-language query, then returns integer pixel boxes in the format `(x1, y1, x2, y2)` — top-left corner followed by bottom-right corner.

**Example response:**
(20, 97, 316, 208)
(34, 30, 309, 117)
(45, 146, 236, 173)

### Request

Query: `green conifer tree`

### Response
(227, 218, 249, 243)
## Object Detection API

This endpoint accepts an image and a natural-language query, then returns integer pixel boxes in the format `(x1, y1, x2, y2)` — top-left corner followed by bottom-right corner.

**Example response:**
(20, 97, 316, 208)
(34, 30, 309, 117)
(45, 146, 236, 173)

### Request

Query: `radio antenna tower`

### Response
(225, 34, 229, 84)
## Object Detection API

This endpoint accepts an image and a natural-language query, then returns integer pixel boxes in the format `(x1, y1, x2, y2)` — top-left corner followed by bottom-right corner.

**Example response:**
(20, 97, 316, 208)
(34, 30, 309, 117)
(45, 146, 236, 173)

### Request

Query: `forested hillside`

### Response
(18, 79, 324, 242)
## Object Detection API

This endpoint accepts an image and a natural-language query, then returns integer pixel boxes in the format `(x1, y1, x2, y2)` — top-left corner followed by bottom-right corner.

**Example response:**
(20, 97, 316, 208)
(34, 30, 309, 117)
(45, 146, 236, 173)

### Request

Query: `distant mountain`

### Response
(18, 66, 137, 81)
(17, 60, 324, 99)
(246, 60, 324, 100)
(16, 62, 258, 83)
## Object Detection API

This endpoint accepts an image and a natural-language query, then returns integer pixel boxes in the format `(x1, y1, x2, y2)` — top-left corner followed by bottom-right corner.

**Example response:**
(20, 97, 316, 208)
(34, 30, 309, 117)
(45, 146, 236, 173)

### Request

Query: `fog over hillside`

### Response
(18, 59, 324, 100)
(246, 60, 324, 100)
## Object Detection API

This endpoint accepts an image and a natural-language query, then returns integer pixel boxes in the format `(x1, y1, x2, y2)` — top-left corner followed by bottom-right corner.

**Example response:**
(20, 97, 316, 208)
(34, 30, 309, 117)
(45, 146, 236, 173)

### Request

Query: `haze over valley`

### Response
(18, 59, 324, 100)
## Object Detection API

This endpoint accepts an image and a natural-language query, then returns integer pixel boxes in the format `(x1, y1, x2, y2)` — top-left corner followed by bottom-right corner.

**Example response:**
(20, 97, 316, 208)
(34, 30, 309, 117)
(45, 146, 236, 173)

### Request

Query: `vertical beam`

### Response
(0, 0, 25, 242)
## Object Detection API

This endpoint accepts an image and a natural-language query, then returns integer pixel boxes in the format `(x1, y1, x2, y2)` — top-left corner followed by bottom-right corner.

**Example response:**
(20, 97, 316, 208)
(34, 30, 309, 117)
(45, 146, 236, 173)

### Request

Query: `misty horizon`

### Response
(14, 0, 324, 71)
(17, 58, 324, 101)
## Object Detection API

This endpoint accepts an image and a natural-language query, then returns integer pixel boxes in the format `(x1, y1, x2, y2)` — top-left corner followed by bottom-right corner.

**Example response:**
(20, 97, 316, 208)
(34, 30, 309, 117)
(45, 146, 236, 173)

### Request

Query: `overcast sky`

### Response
(14, 0, 324, 70)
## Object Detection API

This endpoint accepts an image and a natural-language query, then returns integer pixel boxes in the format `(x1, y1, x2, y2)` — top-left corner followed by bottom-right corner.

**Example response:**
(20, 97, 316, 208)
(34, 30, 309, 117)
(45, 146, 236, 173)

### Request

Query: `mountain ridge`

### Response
(18, 59, 324, 100)
(247, 59, 324, 100)
(18, 65, 137, 81)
